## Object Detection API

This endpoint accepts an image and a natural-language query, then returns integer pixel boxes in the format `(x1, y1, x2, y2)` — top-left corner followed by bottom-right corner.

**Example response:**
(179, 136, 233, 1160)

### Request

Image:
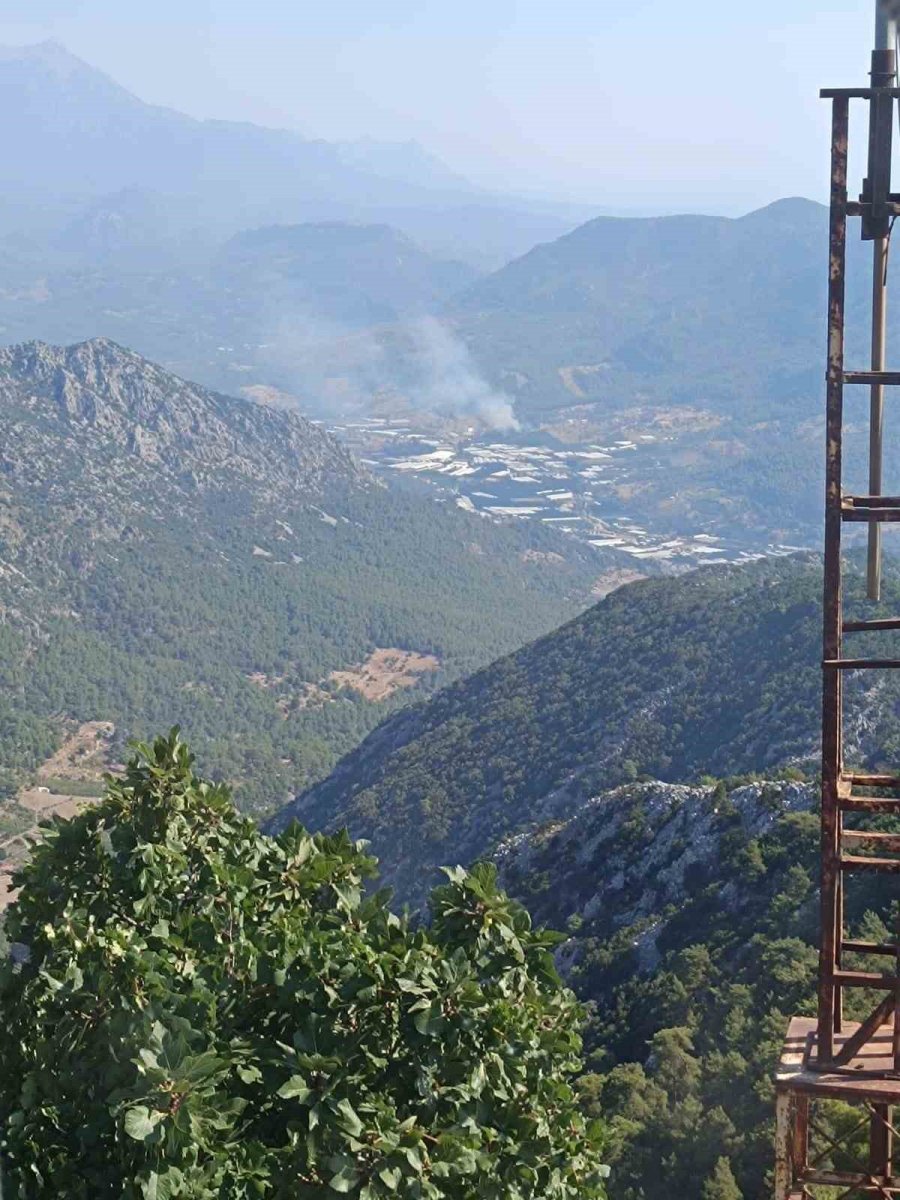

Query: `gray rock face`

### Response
(0, 337, 363, 501)
(0, 336, 368, 596)
(496, 778, 817, 974)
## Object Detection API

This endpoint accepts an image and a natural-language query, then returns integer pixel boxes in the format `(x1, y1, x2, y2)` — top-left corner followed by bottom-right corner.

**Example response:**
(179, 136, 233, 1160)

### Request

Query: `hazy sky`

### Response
(0, 0, 883, 213)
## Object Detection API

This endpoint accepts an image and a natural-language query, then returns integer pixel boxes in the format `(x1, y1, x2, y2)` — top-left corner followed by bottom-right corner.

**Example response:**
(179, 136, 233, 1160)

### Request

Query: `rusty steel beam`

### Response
(869, 235, 889, 599)
(792, 1094, 809, 1182)
(776, 64, 900, 1199)
(835, 968, 900, 987)
(819, 92, 850, 1065)
(774, 1091, 793, 1200)
(844, 939, 900, 956)
(843, 831, 900, 852)
(844, 370, 900, 384)
(821, 87, 900, 97)
(848, 200, 900, 216)
(824, 658, 900, 668)
(833, 994, 897, 1065)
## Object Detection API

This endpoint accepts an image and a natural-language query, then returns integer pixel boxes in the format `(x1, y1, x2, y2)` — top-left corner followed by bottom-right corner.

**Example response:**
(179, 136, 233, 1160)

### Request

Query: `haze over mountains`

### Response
(0, 37, 887, 566)
(0, 44, 887, 574)
(0, 40, 587, 267)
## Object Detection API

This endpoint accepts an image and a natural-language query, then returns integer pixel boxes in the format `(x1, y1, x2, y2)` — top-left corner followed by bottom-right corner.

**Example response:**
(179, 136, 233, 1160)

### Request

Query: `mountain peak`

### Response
(0, 39, 110, 81)
(0, 337, 362, 493)
(738, 196, 826, 224)
(0, 38, 71, 60)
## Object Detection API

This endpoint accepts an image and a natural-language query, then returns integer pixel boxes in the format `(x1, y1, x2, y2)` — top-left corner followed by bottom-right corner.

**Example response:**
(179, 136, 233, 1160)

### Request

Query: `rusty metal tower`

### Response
(774, 5, 900, 1195)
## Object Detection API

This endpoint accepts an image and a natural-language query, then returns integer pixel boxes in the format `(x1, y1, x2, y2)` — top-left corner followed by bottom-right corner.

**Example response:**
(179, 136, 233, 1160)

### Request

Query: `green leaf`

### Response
(277, 1075, 312, 1102)
(335, 1097, 364, 1137)
(124, 1105, 164, 1142)
(141, 1168, 181, 1200)
(0, 732, 610, 1198)
(378, 1166, 402, 1189)
(329, 1166, 359, 1193)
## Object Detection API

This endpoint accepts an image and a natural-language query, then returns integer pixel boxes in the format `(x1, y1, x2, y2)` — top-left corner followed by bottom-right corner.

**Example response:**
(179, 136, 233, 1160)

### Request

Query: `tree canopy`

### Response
(0, 730, 606, 1200)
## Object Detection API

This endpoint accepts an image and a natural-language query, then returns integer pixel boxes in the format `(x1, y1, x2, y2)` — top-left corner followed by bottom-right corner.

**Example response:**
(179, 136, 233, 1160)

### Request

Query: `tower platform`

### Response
(775, 1016, 900, 1198)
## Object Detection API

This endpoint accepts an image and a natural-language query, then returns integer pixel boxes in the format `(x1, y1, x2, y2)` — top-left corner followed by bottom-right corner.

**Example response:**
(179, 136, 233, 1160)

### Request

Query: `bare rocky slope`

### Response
(495, 778, 818, 977)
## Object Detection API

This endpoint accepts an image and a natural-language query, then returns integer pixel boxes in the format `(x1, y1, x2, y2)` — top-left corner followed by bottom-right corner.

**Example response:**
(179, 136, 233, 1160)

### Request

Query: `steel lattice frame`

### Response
(775, 55, 900, 1200)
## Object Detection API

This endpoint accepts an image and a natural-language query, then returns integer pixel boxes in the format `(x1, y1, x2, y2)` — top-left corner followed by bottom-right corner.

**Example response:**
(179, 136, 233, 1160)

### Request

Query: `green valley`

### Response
(0, 337, 606, 821)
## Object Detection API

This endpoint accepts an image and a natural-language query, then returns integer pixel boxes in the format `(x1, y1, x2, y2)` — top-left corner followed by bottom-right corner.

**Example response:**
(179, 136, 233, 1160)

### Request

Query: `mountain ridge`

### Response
(0, 40, 588, 264)
(0, 337, 605, 814)
(449, 195, 832, 416)
(273, 553, 900, 904)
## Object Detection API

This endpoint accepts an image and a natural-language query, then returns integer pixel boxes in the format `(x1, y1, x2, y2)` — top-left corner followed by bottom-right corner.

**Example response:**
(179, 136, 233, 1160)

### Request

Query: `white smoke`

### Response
(252, 307, 520, 432)
(255, 310, 387, 417)
(406, 317, 520, 431)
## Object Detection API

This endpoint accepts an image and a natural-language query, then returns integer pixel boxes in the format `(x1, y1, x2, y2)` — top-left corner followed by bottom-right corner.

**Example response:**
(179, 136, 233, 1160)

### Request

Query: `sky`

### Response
(0, 0, 883, 213)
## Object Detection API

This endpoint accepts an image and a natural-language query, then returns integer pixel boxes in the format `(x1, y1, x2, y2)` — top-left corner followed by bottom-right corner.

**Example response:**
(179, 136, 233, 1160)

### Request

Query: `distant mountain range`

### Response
(0, 40, 588, 267)
(273, 553, 900, 903)
(0, 41, 888, 565)
(214, 222, 478, 328)
(0, 337, 608, 815)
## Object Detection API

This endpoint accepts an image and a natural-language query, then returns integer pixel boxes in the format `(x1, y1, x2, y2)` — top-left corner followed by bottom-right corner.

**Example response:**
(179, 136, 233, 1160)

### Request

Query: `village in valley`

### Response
(327, 412, 812, 567)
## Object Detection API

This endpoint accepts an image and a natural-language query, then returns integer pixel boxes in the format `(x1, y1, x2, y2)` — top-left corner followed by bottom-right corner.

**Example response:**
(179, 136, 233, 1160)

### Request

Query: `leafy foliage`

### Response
(0, 730, 607, 1199)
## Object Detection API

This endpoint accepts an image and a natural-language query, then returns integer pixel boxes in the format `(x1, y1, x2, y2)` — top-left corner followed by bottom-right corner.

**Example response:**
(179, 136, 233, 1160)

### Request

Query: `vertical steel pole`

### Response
(868, 234, 888, 601)
(867, 30, 896, 599)
(871, 1102, 894, 1178)
(818, 93, 849, 1064)
(774, 1091, 793, 1200)
(791, 1094, 809, 1181)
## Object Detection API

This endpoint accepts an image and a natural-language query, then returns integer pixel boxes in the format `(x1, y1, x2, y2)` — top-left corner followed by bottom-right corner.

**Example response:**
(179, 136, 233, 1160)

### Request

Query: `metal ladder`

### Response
(818, 72, 900, 1069)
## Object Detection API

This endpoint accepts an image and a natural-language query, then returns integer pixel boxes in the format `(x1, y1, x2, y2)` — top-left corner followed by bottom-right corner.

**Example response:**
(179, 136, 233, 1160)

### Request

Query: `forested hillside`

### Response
(492, 774, 892, 1200)
(452, 198, 849, 417)
(215, 223, 477, 327)
(277, 554, 900, 901)
(0, 337, 604, 815)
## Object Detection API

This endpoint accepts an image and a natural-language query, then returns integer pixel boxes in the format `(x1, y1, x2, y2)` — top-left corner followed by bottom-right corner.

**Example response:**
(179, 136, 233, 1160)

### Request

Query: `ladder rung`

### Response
(842, 495, 900, 521)
(835, 968, 900, 987)
(824, 658, 900, 669)
(844, 494, 900, 507)
(843, 617, 900, 633)
(842, 797, 900, 812)
(841, 853, 900, 871)
(843, 510, 900, 522)
(843, 370, 900, 385)
(843, 939, 900, 957)
(848, 196, 900, 214)
(848, 773, 900, 788)
(824, 88, 900, 99)
(843, 830, 900, 852)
